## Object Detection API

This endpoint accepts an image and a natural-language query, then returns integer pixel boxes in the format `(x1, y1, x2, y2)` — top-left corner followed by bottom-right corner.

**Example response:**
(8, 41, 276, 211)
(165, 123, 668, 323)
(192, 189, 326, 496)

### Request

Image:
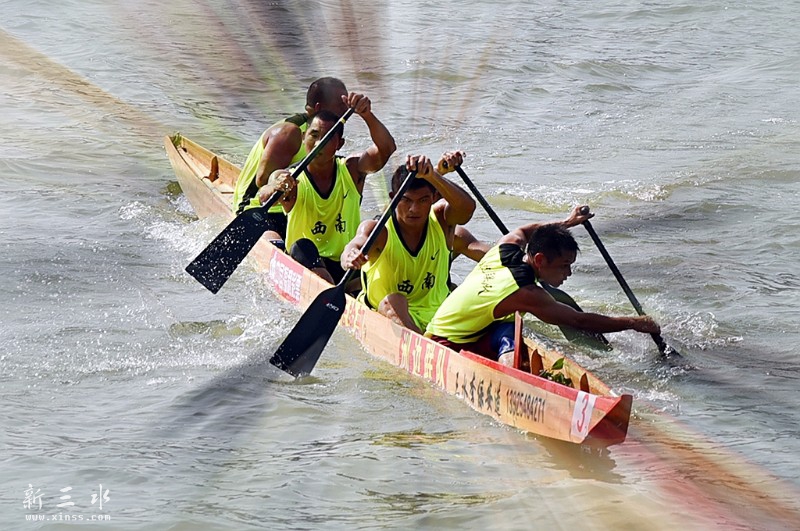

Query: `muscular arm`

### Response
(340, 219, 387, 270)
(428, 171, 476, 229)
(254, 123, 303, 188)
(453, 226, 491, 262)
(431, 151, 476, 228)
(344, 94, 396, 195)
(496, 285, 661, 334)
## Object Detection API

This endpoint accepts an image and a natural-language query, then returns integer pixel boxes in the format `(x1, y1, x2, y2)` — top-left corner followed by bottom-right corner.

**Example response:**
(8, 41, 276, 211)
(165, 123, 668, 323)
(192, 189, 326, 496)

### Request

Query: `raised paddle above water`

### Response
(185, 107, 356, 294)
(269, 170, 420, 377)
(579, 207, 683, 358)
(452, 165, 611, 350)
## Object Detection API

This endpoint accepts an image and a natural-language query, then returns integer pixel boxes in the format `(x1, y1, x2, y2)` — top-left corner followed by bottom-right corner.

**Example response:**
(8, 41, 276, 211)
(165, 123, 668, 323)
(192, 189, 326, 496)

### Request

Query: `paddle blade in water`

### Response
(269, 285, 347, 377)
(186, 208, 271, 293)
(653, 333, 683, 358)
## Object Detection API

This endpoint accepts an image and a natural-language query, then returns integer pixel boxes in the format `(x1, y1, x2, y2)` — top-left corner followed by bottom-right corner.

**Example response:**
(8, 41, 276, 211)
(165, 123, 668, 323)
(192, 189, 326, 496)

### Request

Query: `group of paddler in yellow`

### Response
(232, 77, 660, 366)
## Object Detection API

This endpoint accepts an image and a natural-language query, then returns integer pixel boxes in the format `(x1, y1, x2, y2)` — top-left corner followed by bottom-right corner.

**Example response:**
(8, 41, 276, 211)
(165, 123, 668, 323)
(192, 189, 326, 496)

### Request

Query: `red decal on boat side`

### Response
(423, 341, 434, 380)
(268, 252, 304, 303)
(398, 329, 412, 370)
(341, 296, 366, 340)
(414, 336, 425, 376)
(398, 332, 449, 389)
(434, 344, 448, 389)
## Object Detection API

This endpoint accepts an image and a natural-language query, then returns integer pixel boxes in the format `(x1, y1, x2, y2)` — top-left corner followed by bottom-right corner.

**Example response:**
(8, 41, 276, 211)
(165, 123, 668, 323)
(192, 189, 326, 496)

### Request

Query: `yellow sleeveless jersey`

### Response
(285, 157, 361, 260)
(232, 115, 308, 214)
(425, 243, 536, 343)
(359, 211, 451, 330)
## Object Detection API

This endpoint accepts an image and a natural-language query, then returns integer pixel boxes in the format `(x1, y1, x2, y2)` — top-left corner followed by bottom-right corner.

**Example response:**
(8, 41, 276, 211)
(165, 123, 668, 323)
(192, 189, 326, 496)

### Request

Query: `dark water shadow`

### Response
(151, 347, 305, 443)
(537, 437, 625, 483)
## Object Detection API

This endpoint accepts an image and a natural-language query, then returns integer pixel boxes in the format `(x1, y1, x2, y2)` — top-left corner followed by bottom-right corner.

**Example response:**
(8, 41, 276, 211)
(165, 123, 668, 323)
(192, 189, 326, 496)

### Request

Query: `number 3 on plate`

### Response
(570, 391, 597, 439)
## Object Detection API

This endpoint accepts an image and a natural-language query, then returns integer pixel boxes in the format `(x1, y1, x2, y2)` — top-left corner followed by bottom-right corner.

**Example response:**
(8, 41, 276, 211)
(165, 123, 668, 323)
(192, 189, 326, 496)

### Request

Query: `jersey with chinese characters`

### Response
(285, 156, 361, 260)
(359, 210, 450, 330)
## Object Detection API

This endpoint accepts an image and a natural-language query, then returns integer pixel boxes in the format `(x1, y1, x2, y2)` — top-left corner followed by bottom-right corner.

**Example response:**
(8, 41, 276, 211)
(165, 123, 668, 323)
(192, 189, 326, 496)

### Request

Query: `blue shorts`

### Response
(431, 321, 515, 361)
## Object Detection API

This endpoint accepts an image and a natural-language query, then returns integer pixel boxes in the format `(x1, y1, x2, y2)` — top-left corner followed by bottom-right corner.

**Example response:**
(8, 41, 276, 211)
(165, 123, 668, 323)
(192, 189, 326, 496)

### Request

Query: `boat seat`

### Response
(206, 156, 219, 182)
(513, 312, 544, 375)
(579, 373, 590, 393)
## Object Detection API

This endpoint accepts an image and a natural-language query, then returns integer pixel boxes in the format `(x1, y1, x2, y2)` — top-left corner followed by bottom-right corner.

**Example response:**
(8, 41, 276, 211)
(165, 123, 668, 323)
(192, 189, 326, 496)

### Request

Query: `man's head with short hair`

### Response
(302, 109, 345, 157)
(390, 164, 435, 196)
(311, 109, 344, 137)
(306, 77, 348, 117)
(526, 224, 579, 287)
(526, 224, 579, 261)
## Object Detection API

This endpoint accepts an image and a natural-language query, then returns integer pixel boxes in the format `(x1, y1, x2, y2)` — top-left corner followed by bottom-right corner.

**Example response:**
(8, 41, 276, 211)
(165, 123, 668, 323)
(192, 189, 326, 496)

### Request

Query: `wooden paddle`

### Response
(580, 209, 682, 358)
(185, 107, 356, 294)
(269, 170, 420, 377)
(452, 166, 611, 349)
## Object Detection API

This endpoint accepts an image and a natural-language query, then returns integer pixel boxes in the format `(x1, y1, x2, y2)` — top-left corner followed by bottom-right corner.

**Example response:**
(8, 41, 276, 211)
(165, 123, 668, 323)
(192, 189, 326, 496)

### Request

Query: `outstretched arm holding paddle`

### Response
(450, 165, 611, 349)
(426, 206, 661, 364)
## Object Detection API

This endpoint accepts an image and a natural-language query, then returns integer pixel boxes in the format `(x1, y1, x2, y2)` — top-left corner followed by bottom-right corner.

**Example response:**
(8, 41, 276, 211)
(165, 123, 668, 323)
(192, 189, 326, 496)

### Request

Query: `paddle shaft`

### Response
(581, 216, 677, 356)
(454, 167, 509, 234)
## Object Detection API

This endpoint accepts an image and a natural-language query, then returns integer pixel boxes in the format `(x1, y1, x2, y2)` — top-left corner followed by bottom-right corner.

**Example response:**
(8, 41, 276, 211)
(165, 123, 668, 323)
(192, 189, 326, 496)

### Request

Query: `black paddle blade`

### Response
(186, 208, 271, 293)
(269, 285, 347, 377)
(653, 333, 683, 358)
(541, 282, 612, 351)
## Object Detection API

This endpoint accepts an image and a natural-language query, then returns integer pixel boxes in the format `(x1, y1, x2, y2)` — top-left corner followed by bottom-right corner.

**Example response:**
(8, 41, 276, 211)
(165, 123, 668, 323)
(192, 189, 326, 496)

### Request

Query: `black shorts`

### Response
(264, 210, 287, 239)
(288, 238, 348, 284)
(321, 257, 346, 284)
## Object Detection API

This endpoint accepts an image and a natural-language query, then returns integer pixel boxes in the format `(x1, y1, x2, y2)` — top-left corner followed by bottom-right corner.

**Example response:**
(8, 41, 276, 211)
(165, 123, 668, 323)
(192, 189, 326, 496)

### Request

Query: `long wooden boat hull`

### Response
(164, 134, 633, 447)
